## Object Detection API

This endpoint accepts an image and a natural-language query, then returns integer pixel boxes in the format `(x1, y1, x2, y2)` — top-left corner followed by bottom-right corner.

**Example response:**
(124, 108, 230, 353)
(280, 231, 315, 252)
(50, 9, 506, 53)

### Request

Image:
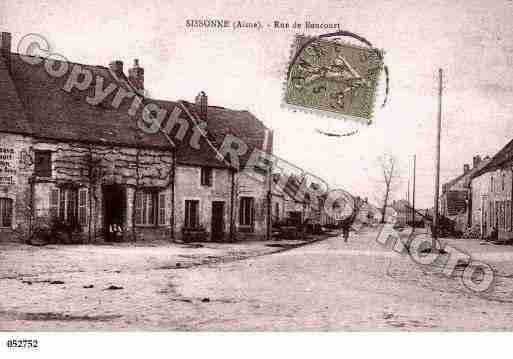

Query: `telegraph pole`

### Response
(433, 69, 443, 244)
(412, 154, 416, 232)
(407, 179, 410, 225)
(407, 180, 410, 203)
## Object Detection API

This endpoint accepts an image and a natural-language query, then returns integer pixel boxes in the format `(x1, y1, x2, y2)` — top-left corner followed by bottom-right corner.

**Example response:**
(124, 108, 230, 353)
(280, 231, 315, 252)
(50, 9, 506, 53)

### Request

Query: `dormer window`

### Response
(34, 150, 52, 177)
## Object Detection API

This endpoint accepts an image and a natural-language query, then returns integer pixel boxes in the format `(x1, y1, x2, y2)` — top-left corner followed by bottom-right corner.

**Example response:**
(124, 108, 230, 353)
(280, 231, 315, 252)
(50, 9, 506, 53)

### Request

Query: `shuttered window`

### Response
(134, 191, 143, 225)
(134, 190, 167, 226)
(185, 200, 199, 229)
(59, 188, 66, 220)
(505, 201, 511, 231)
(158, 193, 167, 226)
(239, 197, 254, 227)
(0, 198, 13, 227)
(78, 188, 88, 225)
(49, 189, 59, 219)
(50, 187, 84, 227)
(201, 167, 212, 186)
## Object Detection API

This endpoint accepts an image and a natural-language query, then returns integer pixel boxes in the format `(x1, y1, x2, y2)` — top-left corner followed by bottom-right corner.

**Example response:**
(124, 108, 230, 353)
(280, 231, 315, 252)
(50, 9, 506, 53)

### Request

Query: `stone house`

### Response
(440, 155, 490, 232)
(356, 201, 381, 225)
(0, 31, 272, 242)
(471, 141, 513, 240)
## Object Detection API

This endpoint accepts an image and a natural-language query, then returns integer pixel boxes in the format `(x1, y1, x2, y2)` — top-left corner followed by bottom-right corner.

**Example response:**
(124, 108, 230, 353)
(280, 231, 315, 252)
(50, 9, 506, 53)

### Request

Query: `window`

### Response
(501, 202, 504, 229)
(508, 201, 512, 231)
(0, 198, 13, 227)
(49, 189, 59, 219)
(503, 173, 506, 192)
(134, 190, 167, 226)
(491, 177, 494, 193)
(49, 187, 87, 226)
(201, 167, 212, 186)
(239, 197, 254, 227)
(185, 200, 199, 229)
(274, 202, 280, 219)
(34, 150, 52, 177)
(158, 193, 167, 226)
(78, 189, 88, 224)
(489, 202, 493, 228)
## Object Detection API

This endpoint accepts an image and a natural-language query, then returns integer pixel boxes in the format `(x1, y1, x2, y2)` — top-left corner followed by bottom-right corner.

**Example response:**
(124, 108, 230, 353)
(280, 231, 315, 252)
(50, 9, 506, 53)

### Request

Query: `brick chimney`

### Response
(473, 155, 481, 168)
(0, 32, 12, 73)
(108, 60, 124, 77)
(463, 164, 470, 173)
(128, 59, 144, 91)
(195, 91, 208, 121)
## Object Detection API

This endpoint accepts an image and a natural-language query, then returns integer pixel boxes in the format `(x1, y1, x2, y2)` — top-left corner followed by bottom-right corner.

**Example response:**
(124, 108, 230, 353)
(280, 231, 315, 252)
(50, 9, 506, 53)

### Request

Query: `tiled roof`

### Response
(472, 140, 513, 178)
(2, 53, 270, 168)
(8, 54, 173, 148)
(0, 58, 32, 135)
(177, 101, 269, 168)
(444, 158, 490, 190)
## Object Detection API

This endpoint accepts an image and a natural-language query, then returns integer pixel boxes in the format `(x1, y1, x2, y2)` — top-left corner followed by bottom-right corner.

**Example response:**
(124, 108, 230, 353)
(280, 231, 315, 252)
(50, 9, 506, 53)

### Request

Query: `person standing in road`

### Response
(341, 218, 351, 242)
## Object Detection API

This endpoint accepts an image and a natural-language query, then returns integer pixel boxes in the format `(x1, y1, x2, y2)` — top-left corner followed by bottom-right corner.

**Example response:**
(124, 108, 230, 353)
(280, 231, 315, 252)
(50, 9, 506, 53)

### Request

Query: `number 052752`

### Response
(6, 339, 39, 349)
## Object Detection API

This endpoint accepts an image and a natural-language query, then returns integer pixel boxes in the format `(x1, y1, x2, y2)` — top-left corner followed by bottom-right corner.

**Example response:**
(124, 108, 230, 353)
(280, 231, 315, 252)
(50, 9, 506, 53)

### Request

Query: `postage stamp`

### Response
(284, 35, 384, 125)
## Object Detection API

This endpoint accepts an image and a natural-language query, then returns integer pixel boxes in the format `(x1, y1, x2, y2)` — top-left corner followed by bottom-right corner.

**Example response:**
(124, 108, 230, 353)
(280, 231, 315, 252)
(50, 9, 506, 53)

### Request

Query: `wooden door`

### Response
(211, 201, 225, 241)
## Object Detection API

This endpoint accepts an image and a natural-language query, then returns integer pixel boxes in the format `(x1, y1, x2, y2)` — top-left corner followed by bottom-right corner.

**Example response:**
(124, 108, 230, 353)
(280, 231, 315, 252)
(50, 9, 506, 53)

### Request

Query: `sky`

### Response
(2, 0, 513, 208)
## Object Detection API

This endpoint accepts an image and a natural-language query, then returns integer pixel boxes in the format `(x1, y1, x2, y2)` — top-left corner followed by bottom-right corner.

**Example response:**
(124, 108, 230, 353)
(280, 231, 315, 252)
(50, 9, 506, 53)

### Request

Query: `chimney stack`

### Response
(128, 59, 144, 91)
(464, 164, 470, 173)
(0, 32, 12, 73)
(473, 155, 481, 168)
(195, 91, 208, 121)
(108, 60, 124, 77)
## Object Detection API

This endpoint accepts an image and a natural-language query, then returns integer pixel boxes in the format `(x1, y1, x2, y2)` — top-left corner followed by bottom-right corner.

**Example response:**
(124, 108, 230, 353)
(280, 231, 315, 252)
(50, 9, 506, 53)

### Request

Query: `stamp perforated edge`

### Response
(281, 34, 385, 126)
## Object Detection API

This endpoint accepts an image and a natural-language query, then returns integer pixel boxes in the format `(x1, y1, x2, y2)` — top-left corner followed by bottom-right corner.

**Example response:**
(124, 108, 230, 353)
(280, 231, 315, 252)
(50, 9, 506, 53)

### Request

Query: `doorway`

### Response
(103, 185, 126, 241)
(481, 195, 488, 238)
(211, 201, 225, 241)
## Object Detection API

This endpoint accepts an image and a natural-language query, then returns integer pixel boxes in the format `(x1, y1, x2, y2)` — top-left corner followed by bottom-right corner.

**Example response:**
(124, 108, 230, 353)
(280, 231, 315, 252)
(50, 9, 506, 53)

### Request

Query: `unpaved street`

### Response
(2, 227, 513, 330)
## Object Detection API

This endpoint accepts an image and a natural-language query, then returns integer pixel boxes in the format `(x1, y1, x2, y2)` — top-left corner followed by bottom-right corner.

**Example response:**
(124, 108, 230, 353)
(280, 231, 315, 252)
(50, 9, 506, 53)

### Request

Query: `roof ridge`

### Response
(11, 52, 109, 70)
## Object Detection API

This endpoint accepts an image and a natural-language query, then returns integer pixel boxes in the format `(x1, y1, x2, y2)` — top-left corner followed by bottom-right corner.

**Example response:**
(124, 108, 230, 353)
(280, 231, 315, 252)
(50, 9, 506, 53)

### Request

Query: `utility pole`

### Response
(407, 179, 410, 226)
(433, 68, 443, 245)
(412, 154, 416, 232)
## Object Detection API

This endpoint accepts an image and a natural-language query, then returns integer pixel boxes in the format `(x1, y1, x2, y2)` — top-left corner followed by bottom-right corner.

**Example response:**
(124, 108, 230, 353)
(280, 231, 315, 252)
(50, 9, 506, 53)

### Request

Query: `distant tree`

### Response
(376, 153, 400, 224)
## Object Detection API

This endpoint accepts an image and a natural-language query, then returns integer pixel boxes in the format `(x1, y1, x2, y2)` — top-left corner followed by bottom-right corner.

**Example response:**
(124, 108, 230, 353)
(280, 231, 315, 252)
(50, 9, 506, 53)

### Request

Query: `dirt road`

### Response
(2, 227, 513, 330)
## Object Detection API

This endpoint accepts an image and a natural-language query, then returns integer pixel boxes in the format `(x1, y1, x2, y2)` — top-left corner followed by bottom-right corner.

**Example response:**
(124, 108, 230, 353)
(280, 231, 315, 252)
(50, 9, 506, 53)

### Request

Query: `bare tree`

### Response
(376, 153, 400, 223)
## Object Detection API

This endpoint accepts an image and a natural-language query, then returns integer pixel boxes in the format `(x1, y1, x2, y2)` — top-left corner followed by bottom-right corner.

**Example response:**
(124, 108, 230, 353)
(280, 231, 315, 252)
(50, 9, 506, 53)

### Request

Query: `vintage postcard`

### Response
(1, 0, 513, 357)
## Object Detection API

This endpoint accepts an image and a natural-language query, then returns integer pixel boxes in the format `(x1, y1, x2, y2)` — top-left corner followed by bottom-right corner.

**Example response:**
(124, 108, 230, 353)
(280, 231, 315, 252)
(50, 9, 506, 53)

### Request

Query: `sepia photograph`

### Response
(1, 0, 513, 357)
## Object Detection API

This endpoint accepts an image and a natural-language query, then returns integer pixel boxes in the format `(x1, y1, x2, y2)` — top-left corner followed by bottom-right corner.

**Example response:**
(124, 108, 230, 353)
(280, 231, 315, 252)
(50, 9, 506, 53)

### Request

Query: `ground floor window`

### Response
(0, 198, 13, 227)
(135, 190, 167, 226)
(184, 200, 200, 229)
(505, 201, 511, 231)
(49, 187, 88, 227)
(239, 196, 254, 227)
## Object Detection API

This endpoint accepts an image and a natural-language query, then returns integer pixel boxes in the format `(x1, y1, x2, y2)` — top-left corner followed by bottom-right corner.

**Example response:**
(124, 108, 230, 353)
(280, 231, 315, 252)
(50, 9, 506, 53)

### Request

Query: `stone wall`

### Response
(0, 134, 175, 242)
(0, 133, 33, 241)
(0, 133, 273, 243)
(236, 171, 270, 239)
(174, 164, 233, 241)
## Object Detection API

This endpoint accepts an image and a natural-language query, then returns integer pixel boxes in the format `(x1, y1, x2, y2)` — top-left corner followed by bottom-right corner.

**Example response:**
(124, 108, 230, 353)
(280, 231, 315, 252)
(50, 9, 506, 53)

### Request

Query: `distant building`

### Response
(440, 155, 490, 233)
(471, 141, 513, 240)
(356, 199, 381, 225)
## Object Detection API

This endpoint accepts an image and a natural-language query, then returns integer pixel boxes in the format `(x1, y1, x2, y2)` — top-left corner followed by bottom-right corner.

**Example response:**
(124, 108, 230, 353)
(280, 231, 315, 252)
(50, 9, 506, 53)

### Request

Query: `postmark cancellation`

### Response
(284, 35, 384, 125)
